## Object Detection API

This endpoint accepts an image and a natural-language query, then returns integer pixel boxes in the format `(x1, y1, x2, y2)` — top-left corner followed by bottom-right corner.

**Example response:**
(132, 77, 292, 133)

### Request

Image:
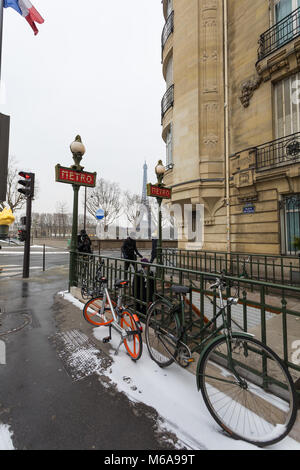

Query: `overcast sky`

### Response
(1, 0, 165, 215)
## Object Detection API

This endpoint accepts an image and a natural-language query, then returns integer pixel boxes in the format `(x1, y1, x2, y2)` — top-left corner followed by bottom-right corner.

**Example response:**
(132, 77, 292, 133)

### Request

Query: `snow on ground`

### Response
(59, 291, 300, 451)
(0, 424, 14, 450)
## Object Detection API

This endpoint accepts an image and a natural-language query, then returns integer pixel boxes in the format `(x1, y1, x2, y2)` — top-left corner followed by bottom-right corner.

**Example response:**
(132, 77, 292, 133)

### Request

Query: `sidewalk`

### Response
(71, 286, 300, 444)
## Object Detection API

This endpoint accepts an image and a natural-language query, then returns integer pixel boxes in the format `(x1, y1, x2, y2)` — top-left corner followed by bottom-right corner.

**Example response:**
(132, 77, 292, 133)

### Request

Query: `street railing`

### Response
(162, 11, 174, 51)
(161, 84, 174, 121)
(255, 132, 300, 171)
(161, 248, 300, 288)
(75, 252, 300, 382)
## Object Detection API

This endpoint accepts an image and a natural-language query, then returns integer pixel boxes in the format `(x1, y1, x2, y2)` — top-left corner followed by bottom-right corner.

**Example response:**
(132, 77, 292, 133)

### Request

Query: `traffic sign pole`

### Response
(23, 193, 32, 278)
(69, 185, 79, 289)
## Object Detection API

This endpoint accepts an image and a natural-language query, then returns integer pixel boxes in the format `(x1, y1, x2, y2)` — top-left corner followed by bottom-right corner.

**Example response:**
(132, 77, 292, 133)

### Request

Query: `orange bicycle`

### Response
(83, 278, 143, 361)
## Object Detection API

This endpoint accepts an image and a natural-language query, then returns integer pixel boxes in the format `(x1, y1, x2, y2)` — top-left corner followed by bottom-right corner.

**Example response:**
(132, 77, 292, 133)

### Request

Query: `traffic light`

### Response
(20, 216, 27, 226)
(18, 172, 35, 198)
(18, 229, 26, 242)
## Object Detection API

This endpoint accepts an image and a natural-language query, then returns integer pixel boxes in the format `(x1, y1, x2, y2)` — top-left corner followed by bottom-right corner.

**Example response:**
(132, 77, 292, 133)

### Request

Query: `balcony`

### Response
(258, 7, 300, 61)
(161, 85, 174, 121)
(256, 132, 300, 171)
(162, 11, 174, 51)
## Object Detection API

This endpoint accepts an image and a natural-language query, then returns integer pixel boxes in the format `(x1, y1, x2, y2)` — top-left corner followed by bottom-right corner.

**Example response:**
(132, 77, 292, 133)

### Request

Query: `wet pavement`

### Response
(0, 267, 178, 450)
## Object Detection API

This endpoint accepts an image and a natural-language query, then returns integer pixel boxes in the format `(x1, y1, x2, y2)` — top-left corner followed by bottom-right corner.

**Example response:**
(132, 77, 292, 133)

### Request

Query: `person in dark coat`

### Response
(150, 231, 158, 264)
(134, 258, 155, 315)
(77, 229, 92, 254)
(121, 233, 143, 276)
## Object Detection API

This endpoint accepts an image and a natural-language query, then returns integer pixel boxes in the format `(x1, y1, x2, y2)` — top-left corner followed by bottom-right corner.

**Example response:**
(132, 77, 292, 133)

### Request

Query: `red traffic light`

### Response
(19, 172, 32, 180)
(18, 171, 35, 198)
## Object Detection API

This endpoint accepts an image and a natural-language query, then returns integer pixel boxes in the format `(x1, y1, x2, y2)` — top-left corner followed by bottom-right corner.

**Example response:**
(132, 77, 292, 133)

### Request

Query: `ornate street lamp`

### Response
(69, 135, 85, 287)
(155, 160, 166, 267)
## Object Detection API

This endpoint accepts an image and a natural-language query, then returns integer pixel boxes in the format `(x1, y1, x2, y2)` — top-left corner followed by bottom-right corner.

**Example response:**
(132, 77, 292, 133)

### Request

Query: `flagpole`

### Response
(0, 0, 3, 84)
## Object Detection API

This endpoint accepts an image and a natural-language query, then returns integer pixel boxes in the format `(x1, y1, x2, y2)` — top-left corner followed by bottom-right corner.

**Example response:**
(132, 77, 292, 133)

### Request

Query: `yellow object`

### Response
(0, 208, 15, 226)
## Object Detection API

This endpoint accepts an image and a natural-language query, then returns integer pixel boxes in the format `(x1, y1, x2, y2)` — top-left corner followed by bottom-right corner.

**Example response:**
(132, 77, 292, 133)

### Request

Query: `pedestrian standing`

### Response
(121, 233, 143, 277)
(150, 231, 158, 264)
(78, 229, 92, 254)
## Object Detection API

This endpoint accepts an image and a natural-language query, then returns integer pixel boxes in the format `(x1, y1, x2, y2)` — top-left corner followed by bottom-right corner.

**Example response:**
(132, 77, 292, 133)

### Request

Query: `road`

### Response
(0, 244, 69, 278)
(0, 243, 151, 279)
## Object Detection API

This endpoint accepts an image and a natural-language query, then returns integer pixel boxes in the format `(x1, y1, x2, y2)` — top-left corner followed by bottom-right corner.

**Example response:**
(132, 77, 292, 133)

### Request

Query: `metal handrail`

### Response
(162, 11, 174, 50)
(258, 6, 300, 60)
(255, 131, 300, 170)
(75, 252, 300, 379)
(161, 84, 174, 121)
(161, 248, 300, 286)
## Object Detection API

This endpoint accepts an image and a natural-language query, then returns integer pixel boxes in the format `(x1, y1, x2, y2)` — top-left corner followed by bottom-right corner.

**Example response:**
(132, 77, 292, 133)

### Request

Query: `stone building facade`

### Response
(161, 0, 300, 255)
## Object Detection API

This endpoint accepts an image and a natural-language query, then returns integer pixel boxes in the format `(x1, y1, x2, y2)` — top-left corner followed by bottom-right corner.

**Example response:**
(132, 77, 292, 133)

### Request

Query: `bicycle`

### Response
(80, 260, 105, 300)
(145, 273, 298, 447)
(83, 277, 143, 361)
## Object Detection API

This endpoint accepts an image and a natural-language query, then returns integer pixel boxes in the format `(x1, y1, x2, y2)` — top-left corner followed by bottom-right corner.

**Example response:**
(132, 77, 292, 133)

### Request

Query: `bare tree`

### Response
(56, 201, 69, 238)
(0, 157, 39, 213)
(123, 191, 143, 228)
(86, 178, 122, 232)
(0, 158, 26, 212)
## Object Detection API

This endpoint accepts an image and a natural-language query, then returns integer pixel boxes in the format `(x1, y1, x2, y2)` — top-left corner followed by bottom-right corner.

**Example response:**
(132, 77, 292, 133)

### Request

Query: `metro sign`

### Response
(55, 165, 97, 188)
(147, 183, 172, 200)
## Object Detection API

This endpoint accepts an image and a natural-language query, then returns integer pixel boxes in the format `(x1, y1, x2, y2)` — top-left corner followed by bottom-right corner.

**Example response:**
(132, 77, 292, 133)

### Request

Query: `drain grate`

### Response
(0, 309, 40, 336)
(0, 312, 31, 337)
(49, 329, 111, 382)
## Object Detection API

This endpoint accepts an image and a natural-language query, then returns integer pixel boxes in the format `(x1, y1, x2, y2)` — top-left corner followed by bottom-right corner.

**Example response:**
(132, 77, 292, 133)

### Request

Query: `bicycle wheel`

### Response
(121, 311, 143, 361)
(145, 299, 181, 368)
(83, 297, 116, 327)
(198, 334, 298, 447)
(81, 284, 91, 301)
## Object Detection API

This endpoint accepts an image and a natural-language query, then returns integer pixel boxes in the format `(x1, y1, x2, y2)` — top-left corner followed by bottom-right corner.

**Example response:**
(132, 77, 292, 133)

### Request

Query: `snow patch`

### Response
(0, 424, 14, 450)
(61, 290, 300, 451)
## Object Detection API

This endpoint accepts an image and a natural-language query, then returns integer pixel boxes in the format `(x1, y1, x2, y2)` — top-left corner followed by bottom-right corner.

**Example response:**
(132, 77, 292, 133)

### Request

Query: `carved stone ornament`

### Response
(239, 76, 263, 108)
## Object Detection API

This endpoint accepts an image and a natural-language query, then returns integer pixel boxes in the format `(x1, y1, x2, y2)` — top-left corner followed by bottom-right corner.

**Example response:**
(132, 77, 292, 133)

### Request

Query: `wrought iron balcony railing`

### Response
(161, 84, 174, 121)
(256, 132, 300, 170)
(258, 7, 300, 60)
(162, 11, 174, 51)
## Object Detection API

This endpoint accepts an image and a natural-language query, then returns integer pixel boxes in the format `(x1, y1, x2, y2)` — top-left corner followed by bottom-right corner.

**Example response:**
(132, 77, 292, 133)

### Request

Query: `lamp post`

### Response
(155, 160, 166, 266)
(69, 135, 86, 288)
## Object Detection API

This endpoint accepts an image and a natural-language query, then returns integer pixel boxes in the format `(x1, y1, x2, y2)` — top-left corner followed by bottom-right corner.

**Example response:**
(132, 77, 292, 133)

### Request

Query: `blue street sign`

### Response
(96, 209, 105, 220)
(243, 205, 255, 214)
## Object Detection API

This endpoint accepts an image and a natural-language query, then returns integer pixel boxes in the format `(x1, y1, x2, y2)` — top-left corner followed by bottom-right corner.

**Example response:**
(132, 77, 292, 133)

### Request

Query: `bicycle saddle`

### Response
(171, 285, 191, 295)
(115, 280, 129, 288)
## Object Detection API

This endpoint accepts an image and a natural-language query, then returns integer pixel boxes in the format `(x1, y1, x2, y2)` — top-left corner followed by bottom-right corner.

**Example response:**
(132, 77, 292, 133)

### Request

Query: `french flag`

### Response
(4, 0, 44, 35)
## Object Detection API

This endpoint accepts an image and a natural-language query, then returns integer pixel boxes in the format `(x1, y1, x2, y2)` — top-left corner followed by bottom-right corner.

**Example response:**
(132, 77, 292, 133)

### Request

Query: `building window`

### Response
(166, 124, 173, 168)
(280, 194, 300, 254)
(275, 0, 300, 21)
(274, 72, 300, 138)
(165, 55, 173, 90)
(275, 0, 300, 46)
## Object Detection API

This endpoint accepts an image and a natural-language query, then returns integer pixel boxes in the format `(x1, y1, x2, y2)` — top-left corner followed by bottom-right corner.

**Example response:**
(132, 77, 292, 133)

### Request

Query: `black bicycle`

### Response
(145, 273, 298, 447)
(80, 260, 105, 300)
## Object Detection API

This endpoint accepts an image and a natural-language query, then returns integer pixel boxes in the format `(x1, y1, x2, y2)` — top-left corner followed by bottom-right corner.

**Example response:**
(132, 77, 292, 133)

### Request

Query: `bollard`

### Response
(43, 244, 46, 271)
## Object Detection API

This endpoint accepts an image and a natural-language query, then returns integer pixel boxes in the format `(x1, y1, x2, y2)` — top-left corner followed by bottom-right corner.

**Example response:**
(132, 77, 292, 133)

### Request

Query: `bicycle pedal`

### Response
(102, 337, 111, 344)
